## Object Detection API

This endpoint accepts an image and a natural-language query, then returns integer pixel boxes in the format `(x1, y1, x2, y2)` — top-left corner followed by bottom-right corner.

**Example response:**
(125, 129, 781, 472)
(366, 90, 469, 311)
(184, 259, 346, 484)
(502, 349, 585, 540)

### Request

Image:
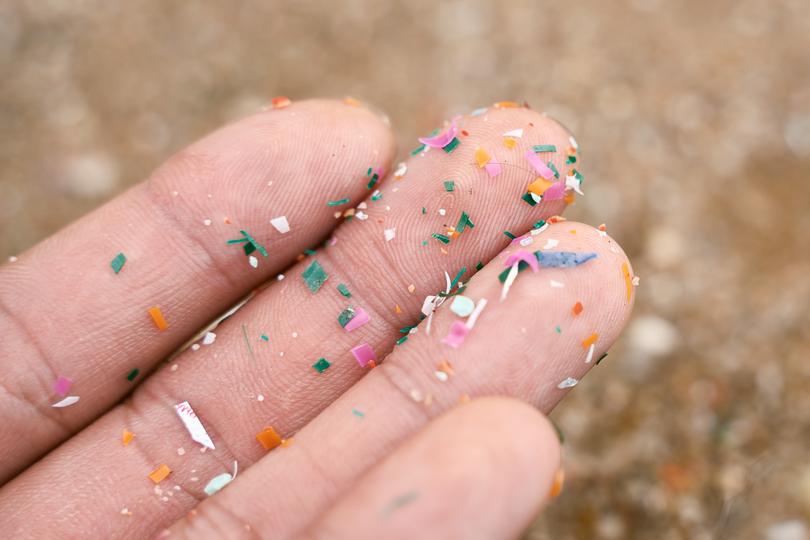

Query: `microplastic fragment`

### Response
(442, 321, 469, 348)
(443, 180, 455, 192)
(543, 238, 560, 250)
(557, 377, 578, 389)
(351, 343, 376, 367)
(256, 427, 283, 451)
(337, 283, 351, 297)
(271, 96, 291, 108)
(532, 145, 557, 153)
(528, 177, 554, 196)
(547, 162, 560, 178)
(503, 137, 517, 149)
(384, 228, 396, 242)
(110, 252, 127, 274)
(582, 332, 599, 349)
(148, 306, 168, 331)
(432, 233, 451, 244)
(474, 147, 490, 168)
(585, 343, 596, 363)
(248, 255, 258, 268)
(466, 298, 488, 329)
(418, 120, 458, 148)
(485, 159, 502, 177)
(394, 162, 407, 178)
(550, 280, 565, 288)
(126, 368, 139, 382)
(622, 262, 633, 302)
(53, 376, 72, 397)
(352, 408, 365, 418)
(327, 198, 350, 207)
(443, 137, 460, 153)
(174, 401, 215, 450)
(470, 107, 488, 116)
(344, 308, 370, 332)
(270, 216, 290, 234)
(202, 331, 216, 345)
(549, 469, 565, 498)
(537, 251, 598, 268)
(148, 464, 172, 484)
(450, 295, 475, 317)
(596, 352, 609, 365)
(204, 473, 233, 496)
(525, 149, 554, 179)
(494, 101, 520, 108)
(52, 396, 79, 408)
(503, 128, 523, 138)
(505, 250, 540, 273)
(572, 302, 583, 316)
(312, 358, 331, 373)
(122, 429, 134, 446)
(338, 307, 356, 328)
(542, 181, 567, 201)
(302, 260, 328, 293)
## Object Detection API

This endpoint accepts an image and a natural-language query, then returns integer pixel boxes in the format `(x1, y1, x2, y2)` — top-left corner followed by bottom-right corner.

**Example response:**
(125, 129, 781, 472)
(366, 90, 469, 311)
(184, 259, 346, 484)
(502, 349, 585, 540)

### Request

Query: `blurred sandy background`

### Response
(1, 1, 809, 538)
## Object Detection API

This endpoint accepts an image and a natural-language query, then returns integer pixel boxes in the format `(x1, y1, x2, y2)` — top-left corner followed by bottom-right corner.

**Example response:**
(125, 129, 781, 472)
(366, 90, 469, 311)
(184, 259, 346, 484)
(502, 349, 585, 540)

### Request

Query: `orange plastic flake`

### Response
(367, 359, 377, 369)
(598, 223, 607, 232)
(256, 427, 283, 451)
(342, 96, 361, 107)
(503, 137, 517, 149)
(582, 332, 599, 349)
(549, 468, 565, 498)
(122, 429, 134, 446)
(622, 262, 633, 302)
(148, 464, 171, 484)
(458, 393, 471, 404)
(564, 191, 576, 205)
(474, 147, 490, 168)
(148, 306, 168, 331)
(528, 178, 554, 196)
(547, 215, 567, 224)
(572, 302, 583, 316)
(395, 304, 402, 314)
(271, 96, 291, 109)
(437, 360, 454, 375)
(493, 101, 520, 109)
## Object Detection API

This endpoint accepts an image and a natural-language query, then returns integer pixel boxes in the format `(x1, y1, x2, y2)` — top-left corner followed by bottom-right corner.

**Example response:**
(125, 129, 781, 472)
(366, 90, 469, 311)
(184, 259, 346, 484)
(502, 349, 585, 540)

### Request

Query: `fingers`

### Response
(159, 221, 634, 538)
(306, 398, 560, 540)
(0, 98, 395, 482)
(0, 104, 578, 538)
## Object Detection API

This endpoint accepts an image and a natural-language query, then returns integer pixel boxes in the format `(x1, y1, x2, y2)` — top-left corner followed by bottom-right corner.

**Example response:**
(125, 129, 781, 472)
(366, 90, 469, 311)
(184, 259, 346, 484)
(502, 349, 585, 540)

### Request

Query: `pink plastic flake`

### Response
(525, 150, 554, 179)
(418, 120, 458, 148)
(441, 321, 470, 348)
(351, 343, 377, 367)
(485, 159, 502, 177)
(344, 308, 370, 332)
(505, 250, 540, 273)
(53, 376, 72, 397)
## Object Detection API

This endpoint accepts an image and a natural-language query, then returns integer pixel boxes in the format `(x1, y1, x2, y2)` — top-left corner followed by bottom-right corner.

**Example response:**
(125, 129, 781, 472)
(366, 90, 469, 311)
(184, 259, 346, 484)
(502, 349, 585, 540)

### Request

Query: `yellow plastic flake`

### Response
(503, 137, 517, 149)
(342, 96, 361, 107)
(256, 427, 283, 451)
(493, 101, 521, 109)
(148, 306, 168, 331)
(474, 147, 490, 168)
(528, 178, 554, 196)
(622, 262, 633, 302)
(148, 464, 171, 484)
(122, 429, 134, 446)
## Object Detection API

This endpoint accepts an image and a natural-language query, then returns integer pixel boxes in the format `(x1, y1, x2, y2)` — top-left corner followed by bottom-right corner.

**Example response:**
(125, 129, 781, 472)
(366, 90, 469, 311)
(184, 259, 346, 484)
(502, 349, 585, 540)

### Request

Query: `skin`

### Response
(0, 99, 634, 539)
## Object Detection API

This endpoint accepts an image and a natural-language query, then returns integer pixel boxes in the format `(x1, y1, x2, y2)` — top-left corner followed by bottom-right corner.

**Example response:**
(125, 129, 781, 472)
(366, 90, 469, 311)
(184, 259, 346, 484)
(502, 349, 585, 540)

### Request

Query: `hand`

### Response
(0, 99, 634, 539)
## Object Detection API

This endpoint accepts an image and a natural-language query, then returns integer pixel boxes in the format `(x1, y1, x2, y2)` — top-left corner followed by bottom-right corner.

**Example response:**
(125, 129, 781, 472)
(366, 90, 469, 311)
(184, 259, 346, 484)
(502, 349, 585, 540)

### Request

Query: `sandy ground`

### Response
(1, 1, 809, 538)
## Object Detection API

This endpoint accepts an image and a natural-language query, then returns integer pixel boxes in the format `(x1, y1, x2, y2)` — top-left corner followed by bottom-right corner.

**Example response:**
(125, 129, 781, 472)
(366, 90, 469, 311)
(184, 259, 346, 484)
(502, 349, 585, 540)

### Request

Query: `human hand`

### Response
(0, 99, 634, 539)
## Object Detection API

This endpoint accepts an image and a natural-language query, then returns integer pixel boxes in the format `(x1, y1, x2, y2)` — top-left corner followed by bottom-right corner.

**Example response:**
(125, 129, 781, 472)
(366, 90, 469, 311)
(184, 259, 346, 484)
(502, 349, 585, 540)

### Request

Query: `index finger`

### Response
(0, 98, 395, 482)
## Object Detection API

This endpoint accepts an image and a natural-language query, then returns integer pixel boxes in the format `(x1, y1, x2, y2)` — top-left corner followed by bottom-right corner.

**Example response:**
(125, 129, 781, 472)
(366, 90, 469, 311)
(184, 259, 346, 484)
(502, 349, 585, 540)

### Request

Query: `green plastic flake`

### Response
(443, 180, 455, 192)
(574, 169, 584, 183)
(338, 307, 356, 328)
(126, 368, 139, 382)
(312, 358, 331, 373)
(410, 144, 426, 156)
(532, 145, 557, 153)
(421, 240, 428, 246)
(371, 191, 382, 201)
(367, 173, 379, 190)
(547, 162, 560, 178)
(337, 283, 352, 298)
(396, 335, 409, 345)
(450, 267, 466, 289)
(521, 192, 537, 206)
(244, 242, 256, 256)
(455, 211, 474, 233)
(110, 252, 127, 274)
(431, 233, 451, 244)
(421, 207, 426, 215)
(327, 198, 350, 207)
(566, 154, 577, 165)
(555, 325, 562, 334)
(533, 219, 547, 229)
(475, 261, 484, 271)
(302, 260, 328, 293)
(304, 249, 317, 256)
(228, 230, 268, 257)
(366, 167, 373, 176)
(503, 231, 516, 240)
(596, 352, 608, 365)
(260, 334, 269, 342)
(352, 408, 365, 418)
(399, 325, 415, 334)
(442, 137, 460, 153)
